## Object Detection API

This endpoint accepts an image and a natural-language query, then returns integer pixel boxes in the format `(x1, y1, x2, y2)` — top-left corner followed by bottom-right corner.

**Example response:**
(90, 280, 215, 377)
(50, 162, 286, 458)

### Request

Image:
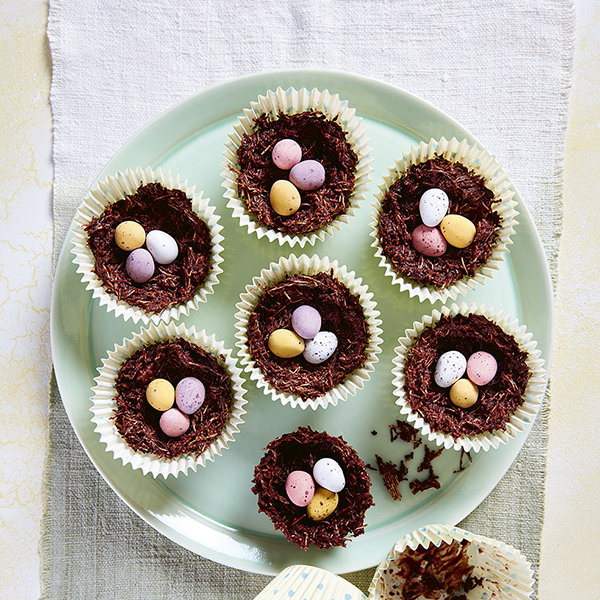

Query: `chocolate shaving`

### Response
(390, 419, 422, 447)
(454, 449, 473, 474)
(417, 445, 444, 473)
(375, 454, 409, 501)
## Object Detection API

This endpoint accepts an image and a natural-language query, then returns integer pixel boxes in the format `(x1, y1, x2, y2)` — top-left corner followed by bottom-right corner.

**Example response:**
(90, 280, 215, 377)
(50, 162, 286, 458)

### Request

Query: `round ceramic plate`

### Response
(50, 70, 553, 575)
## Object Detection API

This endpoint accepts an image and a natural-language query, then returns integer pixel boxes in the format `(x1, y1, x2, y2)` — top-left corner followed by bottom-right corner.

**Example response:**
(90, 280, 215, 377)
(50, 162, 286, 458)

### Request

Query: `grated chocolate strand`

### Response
(235, 111, 358, 234)
(375, 455, 409, 501)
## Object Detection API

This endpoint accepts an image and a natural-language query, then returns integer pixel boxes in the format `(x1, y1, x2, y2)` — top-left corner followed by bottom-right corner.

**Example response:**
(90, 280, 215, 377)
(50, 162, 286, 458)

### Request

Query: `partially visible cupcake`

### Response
(392, 303, 546, 452)
(90, 322, 247, 478)
(234, 254, 383, 410)
(71, 166, 224, 324)
(251, 426, 374, 550)
(370, 137, 518, 303)
(222, 86, 373, 247)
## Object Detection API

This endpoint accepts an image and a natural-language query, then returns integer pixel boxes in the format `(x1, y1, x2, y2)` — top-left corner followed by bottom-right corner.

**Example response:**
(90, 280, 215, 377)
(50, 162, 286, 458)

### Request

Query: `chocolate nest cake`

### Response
(113, 338, 233, 459)
(378, 157, 501, 288)
(235, 111, 358, 234)
(251, 427, 374, 550)
(403, 313, 531, 439)
(246, 272, 368, 400)
(85, 182, 212, 313)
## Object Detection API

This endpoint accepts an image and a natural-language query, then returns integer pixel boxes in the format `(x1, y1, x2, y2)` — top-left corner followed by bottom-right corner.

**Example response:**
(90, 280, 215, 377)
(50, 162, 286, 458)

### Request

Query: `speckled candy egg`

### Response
(303, 331, 338, 365)
(269, 180, 301, 216)
(449, 378, 479, 408)
(175, 376, 205, 415)
(419, 188, 449, 227)
(434, 350, 467, 388)
(268, 328, 305, 358)
(289, 159, 326, 191)
(146, 229, 179, 265)
(440, 214, 476, 248)
(313, 458, 345, 493)
(307, 487, 339, 521)
(291, 305, 322, 340)
(467, 351, 498, 386)
(159, 408, 190, 437)
(272, 139, 302, 170)
(411, 224, 447, 257)
(145, 378, 175, 411)
(114, 220, 145, 251)
(285, 470, 315, 507)
(126, 248, 155, 283)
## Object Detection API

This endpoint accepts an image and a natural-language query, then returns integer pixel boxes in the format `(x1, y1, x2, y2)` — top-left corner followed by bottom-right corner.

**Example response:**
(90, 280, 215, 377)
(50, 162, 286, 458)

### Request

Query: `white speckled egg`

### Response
(146, 229, 179, 265)
(303, 331, 338, 365)
(440, 214, 476, 248)
(268, 329, 305, 358)
(467, 351, 498, 386)
(272, 139, 302, 170)
(145, 378, 175, 411)
(114, 220, 146, 251)
(291, 305, 321, 340)
(313, 458, 345, 493)
(269, 179, 301, 216)
(159, 408, 190, 437)
(307, 487, 338, 521)
(285, 470, 315, 507)
(175, 376, 205, 414)
(126, 248, 155, 283)
(289, 159, 326, 191)
(449, 378, 479, 408)
(411, 224, 447, 257)
(434, 350, 467, 388)
(419, 188, 449, 227)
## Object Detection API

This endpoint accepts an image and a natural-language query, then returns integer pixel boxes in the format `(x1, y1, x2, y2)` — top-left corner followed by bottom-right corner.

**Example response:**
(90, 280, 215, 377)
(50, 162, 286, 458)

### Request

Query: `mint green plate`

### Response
(51, 70, 553, 575)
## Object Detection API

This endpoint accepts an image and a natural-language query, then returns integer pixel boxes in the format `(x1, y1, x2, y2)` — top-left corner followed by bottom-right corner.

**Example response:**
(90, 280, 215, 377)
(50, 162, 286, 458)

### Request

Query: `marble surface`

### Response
(0, 1, 598, 598)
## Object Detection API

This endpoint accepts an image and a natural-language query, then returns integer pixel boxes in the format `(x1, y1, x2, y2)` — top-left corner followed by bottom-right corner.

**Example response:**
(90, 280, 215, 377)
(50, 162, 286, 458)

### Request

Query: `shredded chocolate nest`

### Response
(403, 313, 531, 438)
(251, 427, 374, 550)
(247, 272, 368, 400)
(235, 111, 358, 234)
(377, 157, 501, 288)
(113, 338, 233, 459)
(85, 182, 212, 313)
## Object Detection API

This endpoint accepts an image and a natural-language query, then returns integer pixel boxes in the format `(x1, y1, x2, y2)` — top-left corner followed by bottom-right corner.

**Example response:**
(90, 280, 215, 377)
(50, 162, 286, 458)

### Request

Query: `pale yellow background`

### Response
(0, 0, 598, 598)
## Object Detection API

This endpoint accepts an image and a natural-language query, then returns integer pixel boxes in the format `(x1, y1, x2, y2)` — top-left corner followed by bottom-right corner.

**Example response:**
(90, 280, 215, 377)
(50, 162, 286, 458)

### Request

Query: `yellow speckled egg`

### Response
(114, 220, 146, 251)
(269, 180, 301, 216)
(146, 378, 175, 411)
(440, 214, 476, 249)
(449, 378, 479, 408)
(306, 487, 339, 521)
(268, 329, 305, 358)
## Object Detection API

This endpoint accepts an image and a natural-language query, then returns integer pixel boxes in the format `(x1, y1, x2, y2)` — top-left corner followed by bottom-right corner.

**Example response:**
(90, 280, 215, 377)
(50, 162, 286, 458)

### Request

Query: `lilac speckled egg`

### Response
(467, 351, 498, 386)
(285, 470, 315, 507)
(419, 188, 449, 227)
(434, 350, 467, 388)
(411, 224, 447, 257)
(126, 248, 155, 283)
(175, 376, 206, 415)
(272, 139, 302, 170)
(303, 331, 338, 365)
(146, 229, 179, 265)
(291, 305, 322, 340)
(313, 458, 345, 493)
(159, 408, 190, 437)
(289, 159, 326, 191)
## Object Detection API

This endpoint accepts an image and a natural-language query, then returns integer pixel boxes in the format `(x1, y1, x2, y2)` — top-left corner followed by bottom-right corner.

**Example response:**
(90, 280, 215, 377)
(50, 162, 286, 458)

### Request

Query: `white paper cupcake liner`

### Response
(90, 321, 247, 478)
(368, 524, 534, 600)
(254, 565, 366, 600)
(392, 302, 546, 452)
(222, 86, 374, 247)
(234, 253, 383, 410)
(71, 165, 224, 325)
(370, 137, 519, 304)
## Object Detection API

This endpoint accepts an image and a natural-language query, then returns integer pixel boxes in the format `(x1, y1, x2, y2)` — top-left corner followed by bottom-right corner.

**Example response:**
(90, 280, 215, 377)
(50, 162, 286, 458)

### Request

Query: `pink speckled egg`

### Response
(289, 159, 326, 191)
(285, 470, 315, 507)
(291, 305, 322, 340)
(434, 350, 467, 388)
(175, 376, 206, 415)
(467, 351, 498, 386)
(159, 408, 190, 437)
(411, 224, 447, 257)
(272, 139, 302, 170)
(126, 248, 155, 283)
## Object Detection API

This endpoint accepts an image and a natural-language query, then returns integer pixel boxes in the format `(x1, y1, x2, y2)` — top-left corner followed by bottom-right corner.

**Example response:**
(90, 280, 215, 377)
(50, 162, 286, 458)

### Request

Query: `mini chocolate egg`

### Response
(269, 180, 301, 216)
(291, 305, 321, 340)
(146, 378, 175, 411)
(175, 376, 205, 415)
(434, 350, 467, 388)
(411, 224, 447, 257)
(159, 408, 190, 437)
(449, 378, 479, 408)
(114, 220, 145, 251)
(419, 188, 449, 227)
(126, 248, 155, 283)
(146, 229, 179, 265)
(467, 351, 498, 386)
(289, 159, 326, 191)
(440, 214, 476, 249)
(268, 328, 305, 358)
(307, 487, 339, 521)
(285, 470, 315, 507)
(313, 458, 345, 493)
(303, 331, 338, 365)
(272, 139, 302, 170)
